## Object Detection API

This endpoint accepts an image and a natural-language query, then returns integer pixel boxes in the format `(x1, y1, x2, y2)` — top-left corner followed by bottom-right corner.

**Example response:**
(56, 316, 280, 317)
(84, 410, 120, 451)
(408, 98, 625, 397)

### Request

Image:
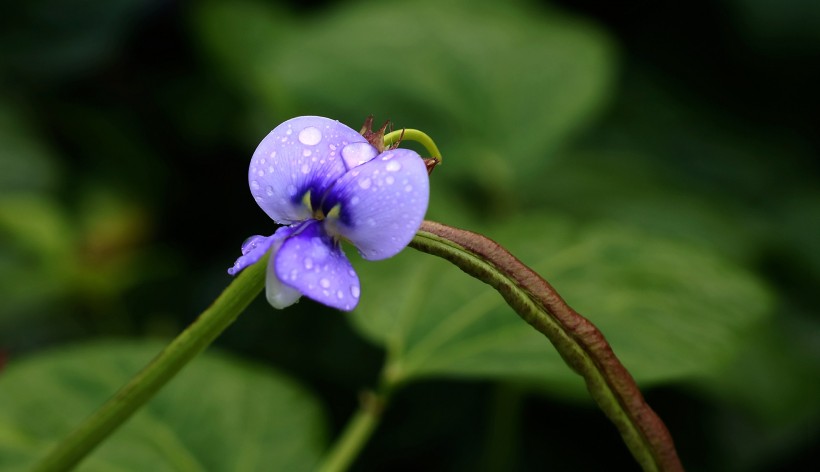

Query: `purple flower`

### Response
(228, 116, 430, 311)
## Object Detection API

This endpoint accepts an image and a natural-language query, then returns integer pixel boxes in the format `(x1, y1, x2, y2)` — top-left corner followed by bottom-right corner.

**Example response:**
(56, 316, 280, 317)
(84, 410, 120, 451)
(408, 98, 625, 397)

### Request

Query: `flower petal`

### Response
(249, 116, 370, 224)
(227, 226, 296, 275)
(323, 148, 429, 260)
(265, 252, 303, 309)
(274, 220, 361, 311)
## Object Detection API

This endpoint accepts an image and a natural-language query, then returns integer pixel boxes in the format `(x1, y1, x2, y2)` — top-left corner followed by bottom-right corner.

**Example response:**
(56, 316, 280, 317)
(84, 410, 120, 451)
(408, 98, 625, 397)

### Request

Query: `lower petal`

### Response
(274, 220, 361, 311)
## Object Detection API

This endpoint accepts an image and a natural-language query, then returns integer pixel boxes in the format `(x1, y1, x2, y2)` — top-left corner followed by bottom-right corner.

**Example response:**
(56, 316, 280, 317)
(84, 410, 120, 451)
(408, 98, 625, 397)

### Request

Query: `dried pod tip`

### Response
(423, 157, 441, 175)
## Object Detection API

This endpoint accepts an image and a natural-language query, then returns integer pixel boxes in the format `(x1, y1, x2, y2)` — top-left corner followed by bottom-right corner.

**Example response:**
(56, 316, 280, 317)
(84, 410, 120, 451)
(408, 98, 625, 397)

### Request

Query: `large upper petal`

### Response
(322, 148, 429, 260)
(274, 220, 360, 311)
(248, 116, 371, 224)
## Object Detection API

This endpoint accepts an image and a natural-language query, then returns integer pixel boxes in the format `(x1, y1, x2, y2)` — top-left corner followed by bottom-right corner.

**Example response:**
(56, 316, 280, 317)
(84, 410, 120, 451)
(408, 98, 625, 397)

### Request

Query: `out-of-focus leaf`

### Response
(192, 0, 292, 104)
(0, 341, 328, 471)
(726, 0, 820, 51)
(192, 0, 615, 193)
(695, 312, 820, 471)
(0, 196, 75, 319)
(774, 191, 820, 283)
(530, 146, 766, 262)
(0, 100, 60, 194)
(349, 215, 773, 397)
(0, 189, 160, 324)
(528, 69, 819, 264)
(0, 0, 158, 80)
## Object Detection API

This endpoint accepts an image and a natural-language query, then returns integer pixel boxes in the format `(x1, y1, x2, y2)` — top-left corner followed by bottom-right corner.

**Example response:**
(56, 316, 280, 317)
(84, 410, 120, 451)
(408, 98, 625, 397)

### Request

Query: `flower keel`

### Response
(273, 220, 360, 311)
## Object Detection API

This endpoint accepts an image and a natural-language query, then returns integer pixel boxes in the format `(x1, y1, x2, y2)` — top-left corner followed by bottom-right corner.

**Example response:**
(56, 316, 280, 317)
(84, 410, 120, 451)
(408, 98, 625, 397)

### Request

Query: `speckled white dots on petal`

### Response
(247, 116, 368, 225)
(232, 116, 431, 313)
(273, 220, 360, 311)
(323, 148, 430, 261)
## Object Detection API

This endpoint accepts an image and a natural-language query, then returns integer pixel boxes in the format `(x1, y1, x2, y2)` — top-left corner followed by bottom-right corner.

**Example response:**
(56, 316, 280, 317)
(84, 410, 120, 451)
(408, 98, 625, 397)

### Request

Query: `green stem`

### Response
(383, 128, 443, 162)
(32, 253, 269, 472)
(409, 221, 684, 472)
(316, 388, 388, 472)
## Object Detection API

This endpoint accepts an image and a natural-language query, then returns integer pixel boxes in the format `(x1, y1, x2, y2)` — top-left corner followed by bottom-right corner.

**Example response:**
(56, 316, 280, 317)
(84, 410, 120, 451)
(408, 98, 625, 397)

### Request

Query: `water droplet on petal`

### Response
(320, 278, 331, 288)
(301, 163, 310, 174)
(341, 142, 378, 169)
(287, 184, 298, 196)
(251, 180, 260, 190)
(265, 186, 274, 196)
(304, 258, 313, 269)
(385, 176, 395, 185)
(404, 185, 413, 192)
(386, 161, 401, 172)
(351, 286, 360, 298)
(359, 178, 372, 189)
(257, 170, 265, 177)
(303, 149, 312, 157)
(241, 236, 260, 254)
(336, 290, 344, 299)
(298, 127, 322, 145)
(350, 196, 360, 205)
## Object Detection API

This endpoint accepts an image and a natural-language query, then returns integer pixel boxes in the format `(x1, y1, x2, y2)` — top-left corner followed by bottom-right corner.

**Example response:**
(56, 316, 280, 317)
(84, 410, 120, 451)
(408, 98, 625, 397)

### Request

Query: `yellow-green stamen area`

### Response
(301, 190, 312, 211)
(326, 203, 341, 220)
(302, 189, 342, 223)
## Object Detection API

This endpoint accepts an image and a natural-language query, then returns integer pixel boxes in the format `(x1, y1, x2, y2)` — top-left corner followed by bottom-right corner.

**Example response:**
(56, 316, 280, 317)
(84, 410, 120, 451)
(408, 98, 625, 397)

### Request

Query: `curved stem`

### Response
(383, 128, 443, 162)
(31, 254, 269, 472)
(409, 221, 683, 472)
(316, 388, 388, 472)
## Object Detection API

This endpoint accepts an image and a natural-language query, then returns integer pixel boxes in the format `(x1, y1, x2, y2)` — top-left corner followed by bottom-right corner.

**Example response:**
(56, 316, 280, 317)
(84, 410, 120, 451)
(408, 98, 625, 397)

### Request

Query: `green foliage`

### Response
(0, 341, 328, 472)
(351, 215, 772, 396)
(1, 0, 819, 469)
(192, 0, 615, 193)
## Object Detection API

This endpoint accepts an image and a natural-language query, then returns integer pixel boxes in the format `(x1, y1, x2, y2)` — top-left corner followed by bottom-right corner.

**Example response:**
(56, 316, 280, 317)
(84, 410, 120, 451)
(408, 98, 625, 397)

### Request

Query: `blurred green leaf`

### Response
(349, 215, 773, 397)
(530, 146, 766, 262)
(193, 0, 615, 193)
(0, 99, 60, 194)
(694, 311, 820, 470)
(0, 196, 75, 318)
(0, 0, 157, 80)
(0, 340, 328, 471)
(726, 0, 820, 51)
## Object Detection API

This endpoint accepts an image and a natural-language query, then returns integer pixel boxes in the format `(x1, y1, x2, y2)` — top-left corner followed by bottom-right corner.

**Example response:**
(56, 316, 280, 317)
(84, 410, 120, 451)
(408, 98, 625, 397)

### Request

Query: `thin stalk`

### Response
(31, 254, 269, 472)
(409, 221, 684, 472)
(316, 388, 388, 472)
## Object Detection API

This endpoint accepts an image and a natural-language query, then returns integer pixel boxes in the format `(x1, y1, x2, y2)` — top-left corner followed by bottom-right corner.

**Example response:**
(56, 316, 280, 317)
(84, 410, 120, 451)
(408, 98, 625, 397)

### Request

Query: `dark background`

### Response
(1, 0, 819, 470)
